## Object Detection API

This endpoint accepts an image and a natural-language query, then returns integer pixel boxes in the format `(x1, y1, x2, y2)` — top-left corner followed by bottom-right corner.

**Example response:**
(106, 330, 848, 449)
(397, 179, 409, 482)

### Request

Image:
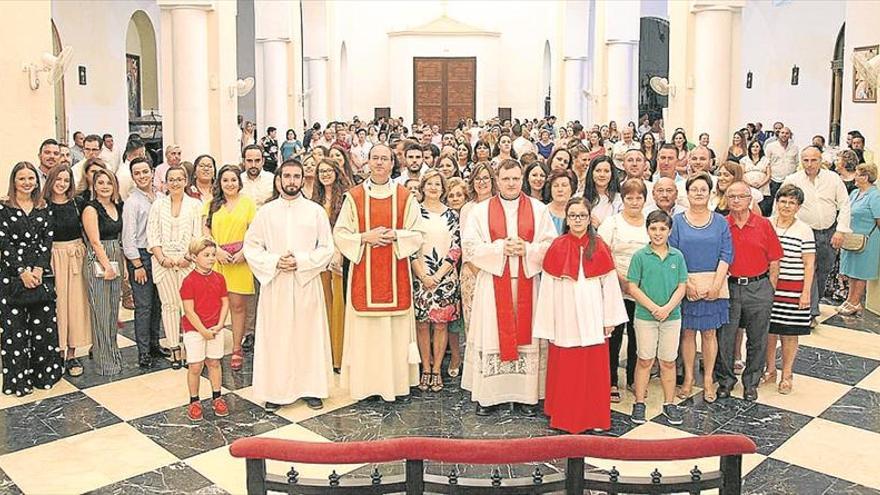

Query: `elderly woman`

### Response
(545, 169, 578, 234)
(763, 185, 815, 394)
(838, 163, 880, 316)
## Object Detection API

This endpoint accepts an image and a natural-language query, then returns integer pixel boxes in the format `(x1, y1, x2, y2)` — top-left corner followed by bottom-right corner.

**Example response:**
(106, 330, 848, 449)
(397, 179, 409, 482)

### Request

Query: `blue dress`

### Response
(840, 188, 880, 280)
(669, 212, 734, 330)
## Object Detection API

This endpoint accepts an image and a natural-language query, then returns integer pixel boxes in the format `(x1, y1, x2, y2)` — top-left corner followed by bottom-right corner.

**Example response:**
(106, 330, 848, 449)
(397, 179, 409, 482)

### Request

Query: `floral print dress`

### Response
(413, 205, 461, 323)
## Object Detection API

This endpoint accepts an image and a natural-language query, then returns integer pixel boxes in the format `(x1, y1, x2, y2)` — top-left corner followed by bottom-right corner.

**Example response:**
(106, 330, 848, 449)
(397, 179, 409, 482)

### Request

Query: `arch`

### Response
(637, 16, 669, 121)
(829, 23, 845, 145)
(541, 40, 551, 117)
(339, 41, 349, 119)
(125, 10, 159, 119)
(51, 20, 67, 142)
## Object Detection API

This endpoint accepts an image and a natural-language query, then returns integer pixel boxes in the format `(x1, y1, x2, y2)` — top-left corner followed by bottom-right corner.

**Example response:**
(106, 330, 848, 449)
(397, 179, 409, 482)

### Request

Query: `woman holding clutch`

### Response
(203, 165, 257, 371)
(669, 172, 733, 403)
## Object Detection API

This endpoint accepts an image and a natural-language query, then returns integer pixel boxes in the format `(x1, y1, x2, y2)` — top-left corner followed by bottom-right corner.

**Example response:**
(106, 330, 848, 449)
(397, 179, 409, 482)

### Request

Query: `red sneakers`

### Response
(212, 397, 229, 417)
(188, 401, 204, 421)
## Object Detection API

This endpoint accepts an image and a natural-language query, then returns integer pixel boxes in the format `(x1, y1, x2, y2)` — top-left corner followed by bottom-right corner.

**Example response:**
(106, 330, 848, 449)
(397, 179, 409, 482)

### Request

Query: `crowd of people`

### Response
(1, 113, 877, 432)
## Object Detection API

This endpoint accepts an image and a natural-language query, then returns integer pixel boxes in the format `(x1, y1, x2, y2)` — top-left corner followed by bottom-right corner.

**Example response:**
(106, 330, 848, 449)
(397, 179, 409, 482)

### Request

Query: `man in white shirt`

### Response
(393, 142, 428, 186)
(117, 140, 147, 200)
(621, 149, 654, 206)
(644, 177, 687, 216)
(765, 127, 799, 201)
(71, 134, 103, 184)
(70, 131, 85, 163)
(240, 144, 276, 207)
(317, 128, 336, 149)
(781, 146, 851, 323)
(512, 124, 536, 157)
(611, 127, 640, 170)
(153, 144, 182, 193)
(351, 128, 372, 172)
(99, 133, 122, 172)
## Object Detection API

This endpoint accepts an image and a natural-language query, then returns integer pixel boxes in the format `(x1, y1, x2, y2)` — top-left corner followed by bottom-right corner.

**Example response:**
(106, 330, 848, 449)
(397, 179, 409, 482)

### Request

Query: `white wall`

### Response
(52, 0, 161, 144)
(841, 0, 880, 148)
(737, 0, 843, 143)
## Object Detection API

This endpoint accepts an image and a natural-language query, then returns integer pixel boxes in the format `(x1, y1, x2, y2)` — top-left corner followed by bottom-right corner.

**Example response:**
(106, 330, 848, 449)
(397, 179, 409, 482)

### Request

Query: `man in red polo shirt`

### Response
(716, 181, 783, 402)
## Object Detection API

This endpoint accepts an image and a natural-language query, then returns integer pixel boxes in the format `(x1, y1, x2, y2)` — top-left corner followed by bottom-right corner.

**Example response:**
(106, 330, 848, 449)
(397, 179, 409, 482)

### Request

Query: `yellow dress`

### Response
(203, 196, 257, 294)
(321, 203, 346, 368)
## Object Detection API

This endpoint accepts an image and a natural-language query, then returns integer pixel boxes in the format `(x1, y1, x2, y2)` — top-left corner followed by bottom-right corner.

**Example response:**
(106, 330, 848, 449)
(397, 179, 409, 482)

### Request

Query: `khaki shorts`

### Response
(634, 318, 682, 362)
(183, 330, 225, 363)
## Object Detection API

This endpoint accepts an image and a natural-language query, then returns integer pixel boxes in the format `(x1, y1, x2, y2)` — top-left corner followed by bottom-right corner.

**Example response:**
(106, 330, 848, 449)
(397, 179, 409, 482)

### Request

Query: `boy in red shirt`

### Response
(180, 237, 230, 421)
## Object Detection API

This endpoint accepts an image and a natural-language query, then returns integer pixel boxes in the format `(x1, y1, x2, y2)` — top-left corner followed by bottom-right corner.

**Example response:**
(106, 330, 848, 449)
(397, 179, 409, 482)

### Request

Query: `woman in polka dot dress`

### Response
(0, 162, 63, 396)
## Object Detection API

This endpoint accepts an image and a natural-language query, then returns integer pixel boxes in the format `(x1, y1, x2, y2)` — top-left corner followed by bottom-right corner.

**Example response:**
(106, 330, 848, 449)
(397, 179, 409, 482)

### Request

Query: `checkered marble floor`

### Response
(1, 304, 879, 494)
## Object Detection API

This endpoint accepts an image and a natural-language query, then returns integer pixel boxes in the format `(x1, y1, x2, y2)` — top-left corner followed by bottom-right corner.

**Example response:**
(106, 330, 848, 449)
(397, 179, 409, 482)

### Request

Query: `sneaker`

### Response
(188, 401, 204, 421)
(212, 397, 229, 417)
(663, 403, 683, 425)
(631, 402, 647, 424)
(303, 397, 324, 410)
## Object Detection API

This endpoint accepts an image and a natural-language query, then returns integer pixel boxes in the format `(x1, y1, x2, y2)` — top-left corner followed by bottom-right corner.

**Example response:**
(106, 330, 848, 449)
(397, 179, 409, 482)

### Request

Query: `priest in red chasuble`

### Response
(533, 197, 629, 433)
(334, 144, 425, 401)
(461, 159, 558, 417)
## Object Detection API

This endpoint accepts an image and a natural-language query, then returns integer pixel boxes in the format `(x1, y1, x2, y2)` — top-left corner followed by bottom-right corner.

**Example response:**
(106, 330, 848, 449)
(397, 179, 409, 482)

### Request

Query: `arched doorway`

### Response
(829, 23, 845, 146)
(638, 17, 669, 121)
(541, 41, 551, 117)
(51, 20, 67, 142)
(125, 11, 161, 162)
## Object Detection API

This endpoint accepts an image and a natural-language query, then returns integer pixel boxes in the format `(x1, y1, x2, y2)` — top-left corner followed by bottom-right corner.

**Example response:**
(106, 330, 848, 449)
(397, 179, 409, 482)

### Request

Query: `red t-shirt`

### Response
(179, 270, 228, 332)
(726, 212, 784, 277)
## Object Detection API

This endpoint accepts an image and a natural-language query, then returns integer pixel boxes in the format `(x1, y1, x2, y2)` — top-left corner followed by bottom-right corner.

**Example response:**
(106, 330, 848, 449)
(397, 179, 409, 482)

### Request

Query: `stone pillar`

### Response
(166, 5, 211, 154)
(259, 39, 290, 133)
(306, 56, 329, 125)
(605, 40, 638, 125)
(691, 1, 743, 148)
(563, 56, 588, 123)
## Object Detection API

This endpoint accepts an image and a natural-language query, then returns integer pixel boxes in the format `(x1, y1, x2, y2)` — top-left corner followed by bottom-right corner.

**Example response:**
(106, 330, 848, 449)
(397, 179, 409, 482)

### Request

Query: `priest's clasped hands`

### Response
(276, 252, 298, 272)
(362, 227, 397, 247)
(503, 237, 526, 257)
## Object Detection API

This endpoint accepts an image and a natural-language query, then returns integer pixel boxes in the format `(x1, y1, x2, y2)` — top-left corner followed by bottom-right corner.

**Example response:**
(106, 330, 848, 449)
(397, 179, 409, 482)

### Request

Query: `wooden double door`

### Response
(413, 57, 476, 131)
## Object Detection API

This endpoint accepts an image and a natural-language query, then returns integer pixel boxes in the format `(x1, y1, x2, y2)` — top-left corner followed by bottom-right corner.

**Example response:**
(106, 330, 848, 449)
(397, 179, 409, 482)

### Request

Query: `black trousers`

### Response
(1, 301, 63, 396)
(609, 299, 637, 388)
(127, 249, 162, 359)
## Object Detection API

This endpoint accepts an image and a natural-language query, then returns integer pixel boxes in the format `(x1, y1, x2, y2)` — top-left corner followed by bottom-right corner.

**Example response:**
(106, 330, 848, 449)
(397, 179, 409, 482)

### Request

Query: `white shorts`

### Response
(634, 318, 682, 362)
(183, 330, 225, 363)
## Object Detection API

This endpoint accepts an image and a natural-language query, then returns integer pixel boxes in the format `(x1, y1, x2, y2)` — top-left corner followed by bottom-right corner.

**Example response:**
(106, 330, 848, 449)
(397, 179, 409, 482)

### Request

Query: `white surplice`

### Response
(243, 195, 334, 404)
(460, 195, 558, 406)
(333, 179, 425, 401)
(532, 261, 629, 348)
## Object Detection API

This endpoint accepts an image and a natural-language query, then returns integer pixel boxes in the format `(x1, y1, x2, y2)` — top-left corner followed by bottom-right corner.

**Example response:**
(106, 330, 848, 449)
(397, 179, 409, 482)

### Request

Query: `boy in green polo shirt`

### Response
(626, 210, 688, 425)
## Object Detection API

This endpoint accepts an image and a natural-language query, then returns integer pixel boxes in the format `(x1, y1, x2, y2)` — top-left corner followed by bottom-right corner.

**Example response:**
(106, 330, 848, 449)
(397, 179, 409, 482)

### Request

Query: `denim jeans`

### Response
(127, 249, 162, 358)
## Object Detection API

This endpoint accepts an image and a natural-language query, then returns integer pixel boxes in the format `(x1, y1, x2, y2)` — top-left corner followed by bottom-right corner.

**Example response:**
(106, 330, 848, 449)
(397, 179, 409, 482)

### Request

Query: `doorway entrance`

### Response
(829, 23, 845, 146)
(638, 17, 670, 121)
(413, 57, 476, 131)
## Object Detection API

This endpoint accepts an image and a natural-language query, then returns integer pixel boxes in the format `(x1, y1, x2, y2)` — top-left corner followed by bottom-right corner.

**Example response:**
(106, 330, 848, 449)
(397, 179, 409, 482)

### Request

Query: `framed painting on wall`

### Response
(852, 45, 878, 103)
(127, 53, 142, 118)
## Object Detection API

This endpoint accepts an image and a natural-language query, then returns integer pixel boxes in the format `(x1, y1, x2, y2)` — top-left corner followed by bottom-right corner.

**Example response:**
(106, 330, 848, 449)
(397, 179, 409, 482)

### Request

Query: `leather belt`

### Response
(728, 272, 768, 286)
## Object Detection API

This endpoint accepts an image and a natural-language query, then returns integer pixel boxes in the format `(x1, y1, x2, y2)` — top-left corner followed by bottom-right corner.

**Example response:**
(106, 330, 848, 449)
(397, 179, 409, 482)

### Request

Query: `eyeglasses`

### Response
(371, 156, 392, 163)
(726, 194, 751, 201)
(167, 177, 187, 183)
(317, 169, 335, 176)
(474, 176, 492, 183)
(567, 214, 589, 220)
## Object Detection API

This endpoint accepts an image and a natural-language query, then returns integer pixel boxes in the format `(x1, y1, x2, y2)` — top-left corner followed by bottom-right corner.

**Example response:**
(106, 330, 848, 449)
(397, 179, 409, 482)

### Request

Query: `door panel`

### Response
(413, 57, 475, 131)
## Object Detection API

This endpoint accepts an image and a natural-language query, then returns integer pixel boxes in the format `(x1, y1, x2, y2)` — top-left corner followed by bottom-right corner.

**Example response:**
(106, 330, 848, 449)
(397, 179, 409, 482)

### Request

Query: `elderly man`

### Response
(716, 181, 783, 402)
(154, 144, 183, 193)
(782, 146, 851, 324)
(612, 127, 640, 170)
(71, 131, 86, 163)
(765, 127, 799, 200)
(645, 177, 686, 216)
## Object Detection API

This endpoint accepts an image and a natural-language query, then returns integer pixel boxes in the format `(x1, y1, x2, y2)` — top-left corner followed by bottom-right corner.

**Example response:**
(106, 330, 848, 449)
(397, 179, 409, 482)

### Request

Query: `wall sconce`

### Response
(791, 65, 799, 86)
(746, 71, 753, 89)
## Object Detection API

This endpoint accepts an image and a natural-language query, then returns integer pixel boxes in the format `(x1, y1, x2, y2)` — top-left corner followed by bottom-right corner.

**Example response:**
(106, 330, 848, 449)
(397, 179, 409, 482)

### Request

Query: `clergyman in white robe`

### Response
(461, 194, 557, 407)
(243, 195, 334, 405)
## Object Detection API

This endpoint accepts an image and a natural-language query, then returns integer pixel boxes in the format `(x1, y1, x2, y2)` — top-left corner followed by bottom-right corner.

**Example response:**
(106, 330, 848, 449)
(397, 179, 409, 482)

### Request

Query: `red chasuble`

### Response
(542, 232, 616, 280)
(348, 184, 412, 314)
(488, 195, 535, 362)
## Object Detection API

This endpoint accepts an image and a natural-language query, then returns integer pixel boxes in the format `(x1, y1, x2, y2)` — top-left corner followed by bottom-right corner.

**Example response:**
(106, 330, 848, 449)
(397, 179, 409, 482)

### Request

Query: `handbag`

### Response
(221, 241, 244, 256)
(687, 272, 729, 301)
(841, 226, 877, 253)
(8, 273, 55, 305)
(93, 261, 120, 278)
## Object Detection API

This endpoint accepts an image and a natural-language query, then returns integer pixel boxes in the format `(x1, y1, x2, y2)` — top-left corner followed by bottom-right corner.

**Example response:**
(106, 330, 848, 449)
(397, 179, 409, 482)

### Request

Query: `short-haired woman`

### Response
(1, 162, 64, 395)
(458, 163, 495, 344)
(545, 169, 577, 234)
(764, 184, 815, 394)
(838, 163, 880, 316)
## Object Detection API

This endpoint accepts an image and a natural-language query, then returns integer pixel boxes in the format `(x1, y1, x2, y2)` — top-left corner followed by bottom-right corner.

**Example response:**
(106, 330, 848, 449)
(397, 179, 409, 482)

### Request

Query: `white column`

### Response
(691, 1, 743, 148)
(563, 56, 587, 123)
(306, 56, 329, 125)
(167, 6, 210, 155)
(605, 40, 638, 124)
(259, 39, 290, 133)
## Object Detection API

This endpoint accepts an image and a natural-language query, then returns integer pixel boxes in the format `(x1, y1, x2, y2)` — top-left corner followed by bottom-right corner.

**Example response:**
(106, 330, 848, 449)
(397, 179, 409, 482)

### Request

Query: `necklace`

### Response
(773, 217, 794, 238)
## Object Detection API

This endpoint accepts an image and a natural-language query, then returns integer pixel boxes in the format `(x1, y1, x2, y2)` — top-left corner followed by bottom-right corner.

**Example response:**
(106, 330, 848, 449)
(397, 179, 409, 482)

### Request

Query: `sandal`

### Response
(610, 387, 621, 403)
(447, 361, 461, 378)
(230, 349, 243, 372)
(66, 358, 84, 377)
(171, 347, 183, 370)
(676, 381, 694, 400)
(430, 373, 444, 393)
(418, 371, 430, 391)
(778, 377, 793, 395)
(760, 370, 778, 385)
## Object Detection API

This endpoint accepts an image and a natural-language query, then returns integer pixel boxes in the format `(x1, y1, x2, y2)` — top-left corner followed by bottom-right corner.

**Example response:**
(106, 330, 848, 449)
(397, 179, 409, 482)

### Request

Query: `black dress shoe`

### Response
(517, 403, 538, 417)
(396, 394, 411, 403)
(138, 356, 153, 369)
(716, 385, 731, 399)
(304, 397, 324, 410)
(264, 402, 281, 413)
(150, 347, 172, 358)
(475, 404, 495, 416)
(241, 334, 255, 351)
(744, 388, 758, 402)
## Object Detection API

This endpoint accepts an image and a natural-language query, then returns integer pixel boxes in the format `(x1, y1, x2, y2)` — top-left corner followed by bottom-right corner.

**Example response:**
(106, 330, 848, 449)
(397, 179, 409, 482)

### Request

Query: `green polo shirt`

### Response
(626, 244, 689, 321)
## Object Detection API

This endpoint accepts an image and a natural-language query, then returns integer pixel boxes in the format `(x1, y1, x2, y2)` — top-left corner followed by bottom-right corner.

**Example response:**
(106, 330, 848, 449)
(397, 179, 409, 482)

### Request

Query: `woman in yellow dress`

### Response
(312, 158, 351, 372)
(203, 164, 257, 371)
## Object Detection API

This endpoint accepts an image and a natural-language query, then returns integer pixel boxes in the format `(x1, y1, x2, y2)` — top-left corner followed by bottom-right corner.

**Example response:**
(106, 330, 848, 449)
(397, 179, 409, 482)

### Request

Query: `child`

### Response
(180, 237, 229, 421)
(626, 210, 688, 426)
